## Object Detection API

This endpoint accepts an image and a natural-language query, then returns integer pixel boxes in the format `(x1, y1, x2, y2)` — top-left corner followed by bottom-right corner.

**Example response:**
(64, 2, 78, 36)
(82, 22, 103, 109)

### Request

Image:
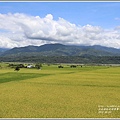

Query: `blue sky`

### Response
(0, 2, 120, 48)
(0, 2, 120, 28)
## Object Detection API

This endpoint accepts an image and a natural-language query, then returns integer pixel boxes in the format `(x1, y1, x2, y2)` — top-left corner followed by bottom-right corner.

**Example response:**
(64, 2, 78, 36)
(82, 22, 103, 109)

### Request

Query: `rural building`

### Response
(27, 65, 34, 68)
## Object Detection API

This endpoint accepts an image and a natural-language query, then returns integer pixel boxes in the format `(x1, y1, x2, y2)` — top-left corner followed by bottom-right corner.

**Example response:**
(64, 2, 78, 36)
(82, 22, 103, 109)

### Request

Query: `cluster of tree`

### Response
(58, 65, 64, 68)
(8, 63, 26, 68)
(58, 65, 82, 68)
(8, 63, 43, 71)
(0, 55, 120, 64)
(14, 66, 20, 71)
(70, 65, 77, 68)
(35, 63, 42, 69)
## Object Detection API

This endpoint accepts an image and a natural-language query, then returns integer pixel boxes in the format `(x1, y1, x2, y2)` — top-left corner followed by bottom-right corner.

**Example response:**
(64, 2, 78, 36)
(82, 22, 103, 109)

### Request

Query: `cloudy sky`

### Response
(0, 2, 120, 49)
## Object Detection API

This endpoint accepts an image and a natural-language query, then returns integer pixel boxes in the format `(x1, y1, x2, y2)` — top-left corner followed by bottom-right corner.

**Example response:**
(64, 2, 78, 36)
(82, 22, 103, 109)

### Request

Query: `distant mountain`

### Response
(0, 48, 10, 55)
(1, 43, 120, 57)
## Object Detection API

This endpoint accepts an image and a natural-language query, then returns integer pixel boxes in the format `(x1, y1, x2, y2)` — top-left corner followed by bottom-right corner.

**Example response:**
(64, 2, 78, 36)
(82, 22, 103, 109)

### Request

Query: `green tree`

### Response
(14, 66, 20, 71)
(35, 63, 42, 70)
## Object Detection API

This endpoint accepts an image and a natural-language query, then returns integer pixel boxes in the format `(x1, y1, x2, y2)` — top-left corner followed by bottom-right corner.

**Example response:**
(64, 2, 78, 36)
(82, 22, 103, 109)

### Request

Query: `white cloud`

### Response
(115, 17, 120, 21)
(0, 13, 120, 49)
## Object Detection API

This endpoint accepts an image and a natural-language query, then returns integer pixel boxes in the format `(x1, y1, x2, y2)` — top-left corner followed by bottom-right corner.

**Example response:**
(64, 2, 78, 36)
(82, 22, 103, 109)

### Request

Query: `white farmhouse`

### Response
(27, 65, 34, 68)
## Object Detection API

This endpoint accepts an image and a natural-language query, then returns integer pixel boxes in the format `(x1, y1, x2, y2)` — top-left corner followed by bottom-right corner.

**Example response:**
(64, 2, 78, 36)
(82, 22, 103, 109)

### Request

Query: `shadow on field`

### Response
(33, 82, 120, 88)
(0, 72, 51, 84)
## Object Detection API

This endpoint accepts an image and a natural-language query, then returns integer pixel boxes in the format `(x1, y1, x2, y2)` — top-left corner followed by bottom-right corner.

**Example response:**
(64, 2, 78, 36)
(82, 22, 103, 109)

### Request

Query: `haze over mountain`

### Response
(1, 43, 120, 57)
(0, 48, 10, 55)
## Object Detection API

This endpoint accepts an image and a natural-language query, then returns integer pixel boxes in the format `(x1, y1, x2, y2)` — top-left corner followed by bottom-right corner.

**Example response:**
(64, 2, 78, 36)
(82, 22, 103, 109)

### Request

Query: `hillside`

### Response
(1, 43, 120, 57)
(1, 44, 120, 64)
(0, 48, 10, 55)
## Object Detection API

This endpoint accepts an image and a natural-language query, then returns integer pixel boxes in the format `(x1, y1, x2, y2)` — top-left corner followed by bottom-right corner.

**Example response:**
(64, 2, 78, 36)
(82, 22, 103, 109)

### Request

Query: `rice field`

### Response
(0, 63, 120, 118)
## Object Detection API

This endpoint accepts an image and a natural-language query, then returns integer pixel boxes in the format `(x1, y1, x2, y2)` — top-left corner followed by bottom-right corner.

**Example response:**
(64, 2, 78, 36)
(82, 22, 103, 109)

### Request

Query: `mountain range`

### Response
(0, 48, 10, 55)
(1, 43, 120, 57)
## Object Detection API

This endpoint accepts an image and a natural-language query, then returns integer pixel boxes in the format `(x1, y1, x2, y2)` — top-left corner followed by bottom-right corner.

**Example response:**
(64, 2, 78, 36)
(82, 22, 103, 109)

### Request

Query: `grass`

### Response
(0, 63, 120, 118)
(0, 72, 51, 83)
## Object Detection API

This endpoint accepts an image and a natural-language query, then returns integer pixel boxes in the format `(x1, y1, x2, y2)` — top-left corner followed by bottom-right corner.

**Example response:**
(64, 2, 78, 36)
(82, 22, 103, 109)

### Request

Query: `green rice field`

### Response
(0, 63, 120, 118)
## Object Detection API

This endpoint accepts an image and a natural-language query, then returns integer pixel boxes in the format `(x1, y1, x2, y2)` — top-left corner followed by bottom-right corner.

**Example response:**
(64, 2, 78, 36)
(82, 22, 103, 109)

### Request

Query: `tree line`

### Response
(0, 55, 120, 64)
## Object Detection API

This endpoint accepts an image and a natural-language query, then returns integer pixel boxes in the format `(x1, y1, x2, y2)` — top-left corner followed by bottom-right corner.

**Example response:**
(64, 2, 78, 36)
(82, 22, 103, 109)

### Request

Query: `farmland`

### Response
(0, 63, 120, 118)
